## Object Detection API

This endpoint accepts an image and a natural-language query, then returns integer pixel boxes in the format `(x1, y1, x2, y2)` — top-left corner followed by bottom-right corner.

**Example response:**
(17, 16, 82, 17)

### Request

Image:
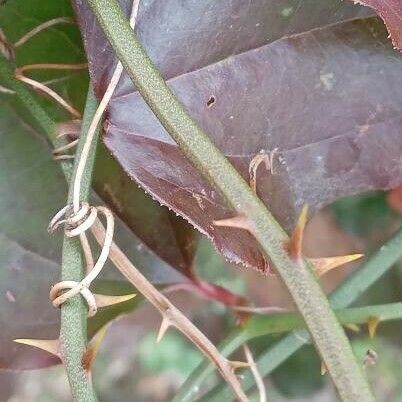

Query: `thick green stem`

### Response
(59, 88, 99, 402)
(198, 226, 402, 402)
(0, 53, 99, 401)
(84, 1, 373, 400)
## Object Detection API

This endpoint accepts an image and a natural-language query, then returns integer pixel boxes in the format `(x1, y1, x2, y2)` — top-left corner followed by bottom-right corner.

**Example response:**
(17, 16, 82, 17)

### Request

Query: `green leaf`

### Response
(0, 0, 199, 285)
(0, 0, 201, 369)
(0, 98, 179, 369)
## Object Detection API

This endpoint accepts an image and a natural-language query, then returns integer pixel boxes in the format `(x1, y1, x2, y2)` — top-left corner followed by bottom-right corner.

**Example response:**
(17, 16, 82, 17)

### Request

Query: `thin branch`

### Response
(84, 1, 374, 400)
(14, 17, 76, 48)
(16, 74, 82, 118)
(0, 53, 58, 144)
(0, 33, 99, 399)
(15, 63, 87, 118)
(90, 219, 250, 402)
(3, 4, 249, 401)
(0, 83, 14, 94)
(57, 1, 246, 396)
(16, 63, 88, 73)
(243, 345, 266, 402)
(0, 28, 14, 60)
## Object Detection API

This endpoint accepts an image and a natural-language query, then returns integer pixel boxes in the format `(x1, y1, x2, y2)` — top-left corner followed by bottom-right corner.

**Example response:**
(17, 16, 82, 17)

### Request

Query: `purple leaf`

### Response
(350, 0, 402, 50)
(75, 1, 402, 272)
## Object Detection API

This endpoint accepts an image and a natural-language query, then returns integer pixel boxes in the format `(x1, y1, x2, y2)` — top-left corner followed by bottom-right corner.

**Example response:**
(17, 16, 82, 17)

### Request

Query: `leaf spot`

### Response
(206, 95, 216, 108)
(320, 72, 336, 91)
(6, 290, 16, 302)
(281, 7, 293, 17)
(193, 193, 206, 210)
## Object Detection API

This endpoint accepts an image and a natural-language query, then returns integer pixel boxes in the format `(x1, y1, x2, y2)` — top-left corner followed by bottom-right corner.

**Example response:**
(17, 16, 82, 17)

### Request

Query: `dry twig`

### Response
(243, 344, 267, 402)
(15, 63, 87, 118)
(14, 17, 75, 48)
(90, 219, 250, 402)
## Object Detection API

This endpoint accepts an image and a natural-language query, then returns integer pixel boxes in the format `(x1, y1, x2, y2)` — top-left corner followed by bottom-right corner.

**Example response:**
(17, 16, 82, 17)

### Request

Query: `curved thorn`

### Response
(14, 338, 60, 358)
(213, 214, 253, 232)
(94, 293, 136, 308)
(310, 254, 364, 277)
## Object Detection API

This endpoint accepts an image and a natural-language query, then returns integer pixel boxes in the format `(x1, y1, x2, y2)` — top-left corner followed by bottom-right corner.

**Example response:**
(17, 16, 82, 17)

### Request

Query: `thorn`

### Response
(286, 205, 308, 260)
(363, 349, 378, 367)
(93, 293, 136, 308)
(320, 361, 327, 376)
(82, 325, 108, 371)
(367, 316, 380, 339)
(345, 323, 360, 333)
(156, 316, 170, 343)
(213, 214, 253, 232)
(14, 338, 60, 358)
(248, 150, 276, 192)
(229, 360, 250, 371)
(310, 254, 364, 277)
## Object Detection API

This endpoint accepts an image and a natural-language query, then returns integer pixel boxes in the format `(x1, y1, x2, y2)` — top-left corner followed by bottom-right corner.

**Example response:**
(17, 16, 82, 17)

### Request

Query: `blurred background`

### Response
(1, 189, 402, 402)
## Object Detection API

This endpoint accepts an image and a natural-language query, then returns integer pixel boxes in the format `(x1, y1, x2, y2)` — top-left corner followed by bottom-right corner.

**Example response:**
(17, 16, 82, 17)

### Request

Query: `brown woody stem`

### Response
(90, 219, 249, 402)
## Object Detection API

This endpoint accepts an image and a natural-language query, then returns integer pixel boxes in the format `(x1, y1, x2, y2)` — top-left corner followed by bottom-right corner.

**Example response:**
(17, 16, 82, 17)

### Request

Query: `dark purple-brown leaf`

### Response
(351, 0, 402, 50)
(94, 144, 198, 276)
(76, 1, 402, 272)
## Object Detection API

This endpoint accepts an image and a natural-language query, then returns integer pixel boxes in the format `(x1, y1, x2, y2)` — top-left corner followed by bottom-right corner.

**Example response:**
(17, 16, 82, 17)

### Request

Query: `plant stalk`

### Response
(0, 51, 99, 400)
(198, 226, 402, 402)
(58, 88, 99, 402)
(185, 298, 402, 399)
(84, 1, 374, 400)
(1, 44, 249, 401)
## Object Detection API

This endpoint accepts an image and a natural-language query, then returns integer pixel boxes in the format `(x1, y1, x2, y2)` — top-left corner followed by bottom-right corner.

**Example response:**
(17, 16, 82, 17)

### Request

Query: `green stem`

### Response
(189, 300, 402, 394)
(84, 1, 373, 400)
(244, 302, 402, 339)
(59, 88, 99, 402)
(0, 53, 99, 401)
(0, 53, 70, 178)
(0, 54, 56, 138)
(199, 226, 402, 402)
